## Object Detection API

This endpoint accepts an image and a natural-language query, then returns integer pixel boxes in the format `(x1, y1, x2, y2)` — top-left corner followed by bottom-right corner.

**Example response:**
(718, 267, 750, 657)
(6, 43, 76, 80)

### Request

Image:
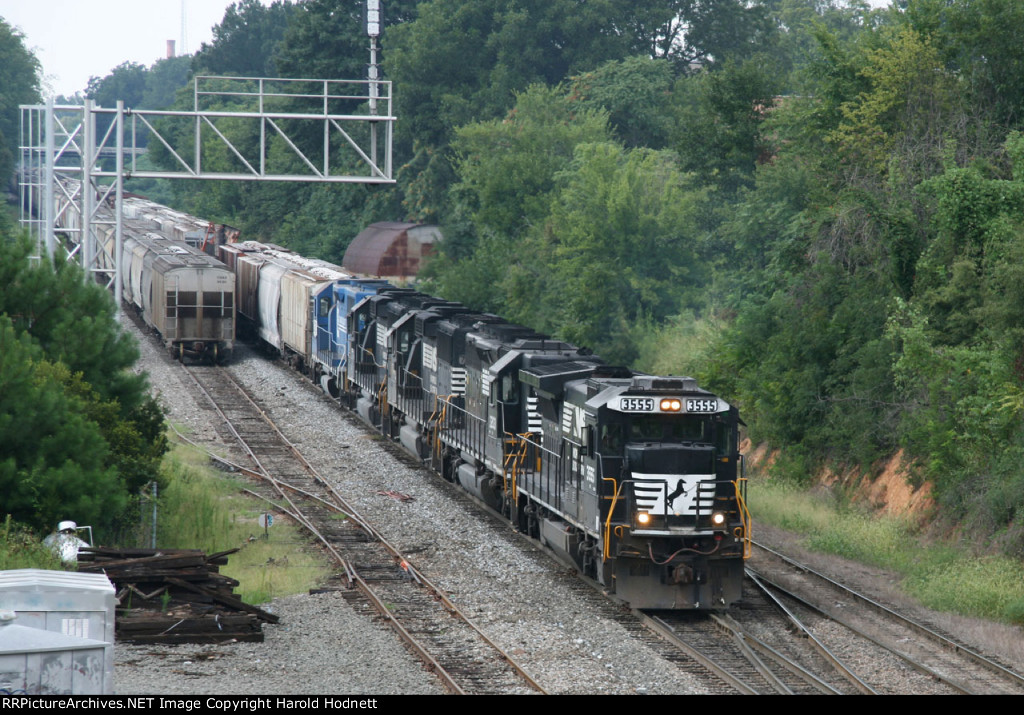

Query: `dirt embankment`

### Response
(744, 440, 934, 520)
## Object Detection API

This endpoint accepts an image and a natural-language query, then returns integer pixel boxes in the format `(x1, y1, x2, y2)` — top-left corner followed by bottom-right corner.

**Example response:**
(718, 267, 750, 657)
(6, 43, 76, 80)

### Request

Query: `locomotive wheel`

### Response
(212, 343, 219, 364)
(178, 343, 185, 362)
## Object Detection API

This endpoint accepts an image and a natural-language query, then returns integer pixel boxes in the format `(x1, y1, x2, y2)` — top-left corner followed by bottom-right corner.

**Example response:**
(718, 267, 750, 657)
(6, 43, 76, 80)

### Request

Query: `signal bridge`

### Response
(20, 75, 395, 300)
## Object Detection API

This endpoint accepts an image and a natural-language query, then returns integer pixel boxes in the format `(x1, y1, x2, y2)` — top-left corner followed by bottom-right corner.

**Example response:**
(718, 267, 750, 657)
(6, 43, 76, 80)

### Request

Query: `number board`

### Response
(618, 397, 655, 412)
(614, 396, 721, 413)
(685, 398, 718, 413)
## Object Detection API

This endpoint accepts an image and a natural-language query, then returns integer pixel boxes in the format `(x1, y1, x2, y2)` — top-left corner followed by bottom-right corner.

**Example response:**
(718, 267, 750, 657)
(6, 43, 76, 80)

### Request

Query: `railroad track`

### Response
(636, 599, 847, 695)
(180, 363, 545, 695)
(532, 545, 853, 693)
(749, 541, 1024, 695)
(172, 357, 1023, 695)
(739, 571, 876, 694)
(179, 361, 834, 695)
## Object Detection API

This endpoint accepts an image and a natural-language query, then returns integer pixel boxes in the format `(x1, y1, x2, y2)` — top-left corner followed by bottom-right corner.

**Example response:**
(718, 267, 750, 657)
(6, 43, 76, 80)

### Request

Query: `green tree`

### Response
(86, 61, 147, 107)
(191, 0, 298, 77)
(568, 56, 676, 149)
(0, 320, 127, 533)
(423, 85, 610, 307)
(386, 0, 638, 150)
(275, 0, 417, 80)
(141, 55, 192, 110)
(902, 0, 1024, 126)
(509, 143, 705, 363)
(0, 17, 41, 186)
(385, 0, 659, 223)
(831, 27, 955, 176)
(675, 0, 777, 67)
(673, 56, 781, 196)
(0, 234, 167, 536)
(0, 238, 147, 408)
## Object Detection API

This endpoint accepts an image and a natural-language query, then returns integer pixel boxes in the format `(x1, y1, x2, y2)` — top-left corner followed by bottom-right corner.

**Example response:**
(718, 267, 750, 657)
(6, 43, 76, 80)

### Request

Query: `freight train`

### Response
(74, 192, 752, 610)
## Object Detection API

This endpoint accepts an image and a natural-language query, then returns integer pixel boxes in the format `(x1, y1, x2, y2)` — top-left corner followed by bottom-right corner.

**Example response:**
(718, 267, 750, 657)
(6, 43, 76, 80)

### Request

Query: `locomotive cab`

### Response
(599, 377, 749, 608)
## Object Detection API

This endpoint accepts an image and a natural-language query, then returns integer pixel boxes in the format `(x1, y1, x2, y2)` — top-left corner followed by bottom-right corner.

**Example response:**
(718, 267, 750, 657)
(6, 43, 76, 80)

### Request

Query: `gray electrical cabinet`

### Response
(0, 569, 116, 693)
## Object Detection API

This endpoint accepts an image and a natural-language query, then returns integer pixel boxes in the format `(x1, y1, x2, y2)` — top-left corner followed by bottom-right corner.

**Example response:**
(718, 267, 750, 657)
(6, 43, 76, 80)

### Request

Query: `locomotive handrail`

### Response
(428, 394, 450, 461)
(602, 476, 625, 562)
(505, 432, 538, 502)
(377, 377, 388, 420)
(359, 343, 386, 369)
(734, 478, 752, 559)
(501, 432, 527, 501)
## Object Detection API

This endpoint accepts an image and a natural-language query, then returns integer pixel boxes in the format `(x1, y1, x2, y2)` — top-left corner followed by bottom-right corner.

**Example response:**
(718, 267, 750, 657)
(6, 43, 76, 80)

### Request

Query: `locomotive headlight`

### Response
(711, 511, 727, 528)
(659, 398, 682, 412)
(637, 511, 652, 526)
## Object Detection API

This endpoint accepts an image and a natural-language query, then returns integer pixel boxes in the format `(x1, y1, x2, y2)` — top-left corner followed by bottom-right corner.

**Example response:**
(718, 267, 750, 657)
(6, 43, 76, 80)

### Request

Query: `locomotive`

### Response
(61, 191, 752, 609)
(337, 288, 750, 608)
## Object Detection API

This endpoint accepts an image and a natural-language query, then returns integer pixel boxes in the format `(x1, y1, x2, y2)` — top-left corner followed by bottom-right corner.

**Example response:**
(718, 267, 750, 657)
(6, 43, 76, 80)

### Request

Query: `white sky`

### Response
(0, 0, 273, 98)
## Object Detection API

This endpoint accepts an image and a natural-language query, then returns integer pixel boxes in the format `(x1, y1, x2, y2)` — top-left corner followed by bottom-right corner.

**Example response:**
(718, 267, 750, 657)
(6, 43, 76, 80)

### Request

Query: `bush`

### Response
(0, 514, 63, 571)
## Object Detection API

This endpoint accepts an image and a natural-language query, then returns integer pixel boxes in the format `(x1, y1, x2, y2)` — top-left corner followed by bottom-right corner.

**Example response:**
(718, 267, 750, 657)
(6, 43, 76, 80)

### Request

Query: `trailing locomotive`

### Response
(225, 247, 751, 608)
(73, 192, 750, 609)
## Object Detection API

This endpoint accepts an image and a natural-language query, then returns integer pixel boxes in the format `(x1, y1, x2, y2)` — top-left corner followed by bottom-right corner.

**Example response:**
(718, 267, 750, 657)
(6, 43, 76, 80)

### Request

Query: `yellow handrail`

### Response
(601, 476, 624, 562)
(502, 432, 531, 501)
(377, 377, 388, 419)
(734, 478, 752, 559)
(430, 394, 452, 457)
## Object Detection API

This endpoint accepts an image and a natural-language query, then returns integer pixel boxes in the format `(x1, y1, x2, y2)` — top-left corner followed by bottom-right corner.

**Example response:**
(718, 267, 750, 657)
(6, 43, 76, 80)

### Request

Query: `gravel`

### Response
(115, 592, 446, 695)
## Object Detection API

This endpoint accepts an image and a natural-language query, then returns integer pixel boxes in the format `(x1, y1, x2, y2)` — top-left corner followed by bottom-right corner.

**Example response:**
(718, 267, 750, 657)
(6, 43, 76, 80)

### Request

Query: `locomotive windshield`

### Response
(603, 413, 736, 457)
(627, 415, 707, 443)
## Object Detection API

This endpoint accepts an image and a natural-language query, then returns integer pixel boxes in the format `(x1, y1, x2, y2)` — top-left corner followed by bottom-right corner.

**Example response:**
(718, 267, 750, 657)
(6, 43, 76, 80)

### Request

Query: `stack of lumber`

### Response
(77, 546, 278, 644)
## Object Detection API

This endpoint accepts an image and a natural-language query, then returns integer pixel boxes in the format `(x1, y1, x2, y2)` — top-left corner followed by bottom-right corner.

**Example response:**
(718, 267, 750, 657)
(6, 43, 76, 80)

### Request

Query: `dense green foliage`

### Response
(0, 17, 41, 190)
(191, 0, 298, 77)
(55, 0, 1024, 553)
(0, 223, 167, 538)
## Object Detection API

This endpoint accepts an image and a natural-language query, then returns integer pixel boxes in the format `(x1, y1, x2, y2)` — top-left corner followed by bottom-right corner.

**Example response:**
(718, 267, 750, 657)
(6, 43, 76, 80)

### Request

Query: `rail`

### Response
(180, 363, 545, 695)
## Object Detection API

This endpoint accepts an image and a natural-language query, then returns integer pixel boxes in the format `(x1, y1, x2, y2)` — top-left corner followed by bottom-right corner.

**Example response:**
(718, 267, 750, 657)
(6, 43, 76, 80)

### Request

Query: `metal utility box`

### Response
(0, 569, 117, 690)
(0, 614, 111, 694)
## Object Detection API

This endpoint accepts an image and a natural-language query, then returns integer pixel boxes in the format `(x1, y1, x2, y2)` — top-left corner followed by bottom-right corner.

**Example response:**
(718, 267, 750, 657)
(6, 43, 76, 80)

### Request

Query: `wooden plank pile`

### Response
(77, 546, 278, 644)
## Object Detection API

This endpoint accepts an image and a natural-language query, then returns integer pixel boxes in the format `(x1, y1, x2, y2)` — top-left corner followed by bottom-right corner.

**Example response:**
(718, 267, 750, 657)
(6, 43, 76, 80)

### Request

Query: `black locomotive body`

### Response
(344, 288, 750, 609)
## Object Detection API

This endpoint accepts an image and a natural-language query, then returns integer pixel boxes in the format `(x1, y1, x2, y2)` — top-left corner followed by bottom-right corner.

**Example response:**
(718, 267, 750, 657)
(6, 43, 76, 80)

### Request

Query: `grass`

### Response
(0, 438, 333, 605)
(749, 474, 1024, 624)
(156, 440, 333, 605)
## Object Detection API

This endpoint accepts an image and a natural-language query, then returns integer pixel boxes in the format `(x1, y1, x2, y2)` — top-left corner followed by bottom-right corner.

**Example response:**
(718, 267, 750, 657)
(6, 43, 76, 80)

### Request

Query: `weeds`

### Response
(156, 442, 332, 605)
(0, 515, 63, 571)
(750, 475, 1024, 624)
